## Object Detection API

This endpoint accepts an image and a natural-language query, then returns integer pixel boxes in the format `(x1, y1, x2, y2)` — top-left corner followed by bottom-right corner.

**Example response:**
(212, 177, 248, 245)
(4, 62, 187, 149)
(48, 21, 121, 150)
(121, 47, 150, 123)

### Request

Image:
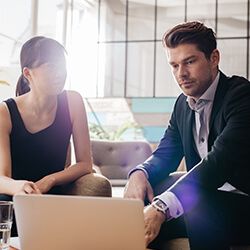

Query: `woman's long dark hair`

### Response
(16, 36, 66, 96)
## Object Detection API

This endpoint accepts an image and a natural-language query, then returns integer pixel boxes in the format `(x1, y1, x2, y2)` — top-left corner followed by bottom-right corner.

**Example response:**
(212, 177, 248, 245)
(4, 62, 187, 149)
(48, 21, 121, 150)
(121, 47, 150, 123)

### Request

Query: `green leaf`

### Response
(89, 121, 142, 141)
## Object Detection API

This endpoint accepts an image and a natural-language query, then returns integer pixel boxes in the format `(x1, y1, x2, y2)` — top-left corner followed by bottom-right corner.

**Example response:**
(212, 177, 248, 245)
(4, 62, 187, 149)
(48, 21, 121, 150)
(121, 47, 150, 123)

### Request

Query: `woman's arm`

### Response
(0, 103, 40, 195)
(64, 142, 71, 168)
(36, 91, 92, 193)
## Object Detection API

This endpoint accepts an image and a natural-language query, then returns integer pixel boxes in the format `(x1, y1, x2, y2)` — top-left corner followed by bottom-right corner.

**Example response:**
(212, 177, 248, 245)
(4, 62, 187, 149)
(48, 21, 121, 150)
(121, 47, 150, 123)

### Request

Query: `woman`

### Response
(0, 36, 92, 230)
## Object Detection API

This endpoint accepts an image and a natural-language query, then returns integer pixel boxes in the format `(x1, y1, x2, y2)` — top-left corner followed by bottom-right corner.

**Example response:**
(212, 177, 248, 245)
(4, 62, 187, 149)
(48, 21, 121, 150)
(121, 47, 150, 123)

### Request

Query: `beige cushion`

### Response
(91, 140, 152, 180)
(162, 238, 190, 250)
(63, 173, 112, 197)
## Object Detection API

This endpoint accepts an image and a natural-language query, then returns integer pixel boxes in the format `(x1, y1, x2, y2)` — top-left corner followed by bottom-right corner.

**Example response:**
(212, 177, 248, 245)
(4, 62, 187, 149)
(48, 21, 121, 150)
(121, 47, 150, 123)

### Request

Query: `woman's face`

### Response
(25, 57, 67, 96)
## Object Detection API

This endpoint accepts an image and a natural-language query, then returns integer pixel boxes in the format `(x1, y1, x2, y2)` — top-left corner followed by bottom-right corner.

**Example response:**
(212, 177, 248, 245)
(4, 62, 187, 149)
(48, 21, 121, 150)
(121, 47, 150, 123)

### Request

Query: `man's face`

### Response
(166, 43, 219, 100)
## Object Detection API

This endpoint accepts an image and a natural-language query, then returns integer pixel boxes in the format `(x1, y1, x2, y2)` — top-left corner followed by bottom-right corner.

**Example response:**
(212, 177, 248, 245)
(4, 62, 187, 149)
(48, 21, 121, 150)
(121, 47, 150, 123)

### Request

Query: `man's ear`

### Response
(22, 67, 31, 81)
(210, 49, 220, 67)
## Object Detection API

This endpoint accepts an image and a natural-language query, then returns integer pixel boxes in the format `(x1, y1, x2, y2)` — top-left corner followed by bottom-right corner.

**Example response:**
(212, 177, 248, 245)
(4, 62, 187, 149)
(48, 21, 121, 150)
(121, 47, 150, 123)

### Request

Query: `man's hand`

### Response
(144, 204, 165, 247)
(123, 170, 154, 202)
(35, 176, 55, 194)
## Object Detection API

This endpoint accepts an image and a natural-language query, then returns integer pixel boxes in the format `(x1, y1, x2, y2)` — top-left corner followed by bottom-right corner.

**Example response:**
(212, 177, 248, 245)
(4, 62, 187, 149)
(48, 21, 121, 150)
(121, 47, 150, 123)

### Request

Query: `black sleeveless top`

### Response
(4, 91, 72, 186)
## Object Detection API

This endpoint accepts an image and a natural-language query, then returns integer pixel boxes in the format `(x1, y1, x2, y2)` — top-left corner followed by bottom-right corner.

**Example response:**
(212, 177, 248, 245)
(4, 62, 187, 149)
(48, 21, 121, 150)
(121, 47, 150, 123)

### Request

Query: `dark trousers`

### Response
(149, 175, 250, 250)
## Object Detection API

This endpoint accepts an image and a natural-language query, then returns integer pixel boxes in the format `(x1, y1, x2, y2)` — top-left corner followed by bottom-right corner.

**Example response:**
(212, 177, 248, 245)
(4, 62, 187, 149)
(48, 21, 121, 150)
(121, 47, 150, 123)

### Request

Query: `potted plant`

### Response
(89, 121, 143, 141)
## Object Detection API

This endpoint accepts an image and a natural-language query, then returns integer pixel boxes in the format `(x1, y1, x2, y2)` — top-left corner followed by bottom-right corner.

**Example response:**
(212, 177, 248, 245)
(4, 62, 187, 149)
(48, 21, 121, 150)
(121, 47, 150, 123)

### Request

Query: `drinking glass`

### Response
(0, 202, 13, 250)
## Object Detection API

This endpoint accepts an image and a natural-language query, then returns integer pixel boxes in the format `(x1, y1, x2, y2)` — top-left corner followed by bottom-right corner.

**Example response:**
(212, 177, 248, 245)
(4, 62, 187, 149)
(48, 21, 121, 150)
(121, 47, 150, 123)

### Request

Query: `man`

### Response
(124, 21, 250, 250)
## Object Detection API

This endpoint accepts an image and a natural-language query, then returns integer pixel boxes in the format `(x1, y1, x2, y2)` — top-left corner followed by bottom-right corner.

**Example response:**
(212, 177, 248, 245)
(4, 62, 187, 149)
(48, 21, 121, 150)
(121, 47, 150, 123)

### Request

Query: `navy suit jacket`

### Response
(140, 72, 250, 201)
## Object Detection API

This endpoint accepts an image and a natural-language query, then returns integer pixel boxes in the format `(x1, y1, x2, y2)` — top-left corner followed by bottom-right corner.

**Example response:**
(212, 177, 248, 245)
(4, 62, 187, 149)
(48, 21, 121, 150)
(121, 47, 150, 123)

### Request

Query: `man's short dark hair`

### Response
(162, 21, 217, 59)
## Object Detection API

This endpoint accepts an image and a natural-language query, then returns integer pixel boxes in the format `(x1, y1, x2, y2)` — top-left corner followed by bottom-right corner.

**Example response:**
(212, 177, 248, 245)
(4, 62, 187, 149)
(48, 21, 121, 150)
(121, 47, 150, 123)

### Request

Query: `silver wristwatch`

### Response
(152, 199, 169, 216)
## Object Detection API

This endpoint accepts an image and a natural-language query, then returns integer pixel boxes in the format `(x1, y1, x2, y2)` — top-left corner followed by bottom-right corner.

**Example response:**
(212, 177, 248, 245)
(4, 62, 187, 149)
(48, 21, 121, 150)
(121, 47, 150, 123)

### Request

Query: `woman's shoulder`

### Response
(63, 90, 86, 122)
(64, 90, 84, 106)
(0, 102, 9, 116)
(64, 90, 82, 99)
(0, 102, 12, 132)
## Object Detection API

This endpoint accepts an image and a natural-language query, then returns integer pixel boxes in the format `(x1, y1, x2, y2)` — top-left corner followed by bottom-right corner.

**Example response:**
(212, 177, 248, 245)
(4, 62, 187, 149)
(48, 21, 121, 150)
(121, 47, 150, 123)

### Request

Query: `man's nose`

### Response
(177, 65, 188, 78)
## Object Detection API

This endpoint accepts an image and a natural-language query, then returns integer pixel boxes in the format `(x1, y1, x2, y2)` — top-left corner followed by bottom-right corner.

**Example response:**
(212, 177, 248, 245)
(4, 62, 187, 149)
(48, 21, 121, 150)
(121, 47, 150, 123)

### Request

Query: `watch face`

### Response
(152, 200, 171, 219)
(153, 200, 167, 214)
(156, 200, 166, 210)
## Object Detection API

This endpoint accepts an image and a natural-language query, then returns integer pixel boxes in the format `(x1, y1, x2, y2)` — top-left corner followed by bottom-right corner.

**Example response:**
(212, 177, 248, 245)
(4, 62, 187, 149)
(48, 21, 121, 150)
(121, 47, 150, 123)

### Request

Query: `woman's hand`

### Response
(14, 180, 41, 195)
(35, 176, 55, 194)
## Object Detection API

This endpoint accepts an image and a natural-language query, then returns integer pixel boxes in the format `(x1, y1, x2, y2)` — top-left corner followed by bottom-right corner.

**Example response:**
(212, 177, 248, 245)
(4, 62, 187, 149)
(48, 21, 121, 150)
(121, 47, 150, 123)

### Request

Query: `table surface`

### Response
(9, 238, 152, 250)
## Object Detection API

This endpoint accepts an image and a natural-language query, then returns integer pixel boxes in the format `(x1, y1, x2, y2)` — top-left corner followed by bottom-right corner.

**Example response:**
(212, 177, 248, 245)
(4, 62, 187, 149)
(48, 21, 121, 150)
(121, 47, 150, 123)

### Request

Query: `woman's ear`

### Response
(22, 67, 31, 81)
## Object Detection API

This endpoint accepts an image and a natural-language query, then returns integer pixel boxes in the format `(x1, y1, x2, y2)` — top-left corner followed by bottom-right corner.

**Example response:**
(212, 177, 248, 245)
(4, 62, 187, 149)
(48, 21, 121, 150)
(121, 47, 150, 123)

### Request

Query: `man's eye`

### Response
(186, 60, 194, 65)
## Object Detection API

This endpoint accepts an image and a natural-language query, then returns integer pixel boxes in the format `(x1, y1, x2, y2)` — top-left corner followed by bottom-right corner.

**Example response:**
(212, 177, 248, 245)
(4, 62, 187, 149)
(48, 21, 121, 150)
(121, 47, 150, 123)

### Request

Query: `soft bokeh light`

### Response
(67, 5, 99, 97)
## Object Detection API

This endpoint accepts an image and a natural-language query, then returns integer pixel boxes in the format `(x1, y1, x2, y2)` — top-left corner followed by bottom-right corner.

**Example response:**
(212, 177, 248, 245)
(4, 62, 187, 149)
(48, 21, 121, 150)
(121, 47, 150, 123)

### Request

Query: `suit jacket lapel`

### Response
(209, 72, 229, 129)
(208, 72, 229, 150)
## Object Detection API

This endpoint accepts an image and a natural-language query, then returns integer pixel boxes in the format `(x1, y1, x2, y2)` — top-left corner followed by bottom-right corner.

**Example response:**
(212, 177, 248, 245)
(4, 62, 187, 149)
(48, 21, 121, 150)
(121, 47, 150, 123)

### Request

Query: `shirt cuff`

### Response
(127, 166, 149, 179)
(154, 191, 184, 219)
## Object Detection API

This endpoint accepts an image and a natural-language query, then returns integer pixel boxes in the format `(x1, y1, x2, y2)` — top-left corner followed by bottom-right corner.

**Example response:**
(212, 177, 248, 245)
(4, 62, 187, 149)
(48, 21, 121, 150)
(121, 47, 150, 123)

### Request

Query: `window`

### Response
(1, 0, 249, 98)
(0, 0, 32, 66)
(95, 0, 250, 97)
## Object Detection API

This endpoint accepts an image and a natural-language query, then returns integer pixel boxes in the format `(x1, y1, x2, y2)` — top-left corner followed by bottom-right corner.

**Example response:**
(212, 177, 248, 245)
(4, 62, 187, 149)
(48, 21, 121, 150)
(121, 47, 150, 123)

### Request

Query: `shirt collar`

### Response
(187, 72, 220, 111)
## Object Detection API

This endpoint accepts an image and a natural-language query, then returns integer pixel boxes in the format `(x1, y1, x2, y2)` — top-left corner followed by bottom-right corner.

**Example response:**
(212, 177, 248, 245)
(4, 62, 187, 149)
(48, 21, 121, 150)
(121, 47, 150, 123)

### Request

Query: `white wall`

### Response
(0, 67, 19, 101)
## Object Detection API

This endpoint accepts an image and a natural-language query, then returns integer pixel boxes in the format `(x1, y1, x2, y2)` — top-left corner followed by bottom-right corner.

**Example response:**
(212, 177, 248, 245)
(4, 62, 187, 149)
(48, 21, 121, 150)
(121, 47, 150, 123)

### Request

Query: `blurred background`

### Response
(0, 0, 249, 145)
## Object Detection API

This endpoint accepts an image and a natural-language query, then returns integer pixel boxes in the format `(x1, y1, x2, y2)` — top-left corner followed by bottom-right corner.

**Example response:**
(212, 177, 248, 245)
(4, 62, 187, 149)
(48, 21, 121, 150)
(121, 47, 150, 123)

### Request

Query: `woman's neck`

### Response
(25, 91, 58, 116)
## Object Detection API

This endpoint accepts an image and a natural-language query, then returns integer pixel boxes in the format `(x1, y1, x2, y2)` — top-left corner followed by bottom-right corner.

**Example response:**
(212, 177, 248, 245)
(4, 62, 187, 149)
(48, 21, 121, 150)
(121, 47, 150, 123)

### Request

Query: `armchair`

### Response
(62, 141, 112, 197)
(63, 173, 112, 197)
(90, 140, 152, 187)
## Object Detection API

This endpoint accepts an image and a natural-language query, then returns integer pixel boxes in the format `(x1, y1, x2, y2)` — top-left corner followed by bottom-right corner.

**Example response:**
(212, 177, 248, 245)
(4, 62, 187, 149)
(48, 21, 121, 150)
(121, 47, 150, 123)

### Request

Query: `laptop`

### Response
(13, 194, 146, 250)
